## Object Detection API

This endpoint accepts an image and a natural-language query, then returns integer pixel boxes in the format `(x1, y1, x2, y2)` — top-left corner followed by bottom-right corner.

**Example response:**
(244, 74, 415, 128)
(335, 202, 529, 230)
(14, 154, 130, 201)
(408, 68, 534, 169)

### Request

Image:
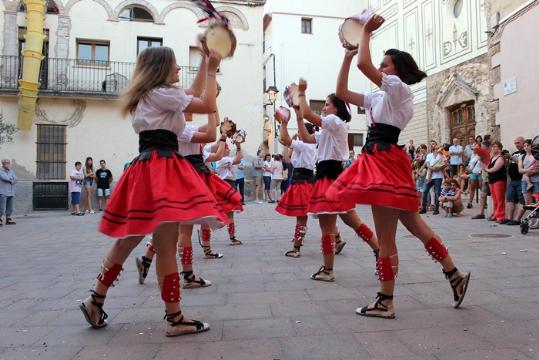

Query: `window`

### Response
(137, 37, 162, 55)
(19, 0, 59, 14)
(309, 100, 325, 115)
(189, 47, 202, 68)
(348, 133, 364, 147)
(119, 6, 153, 22)
(301, 18, 312, 34)
(36, 125, 67, 180)
(76, 39, 110, 66)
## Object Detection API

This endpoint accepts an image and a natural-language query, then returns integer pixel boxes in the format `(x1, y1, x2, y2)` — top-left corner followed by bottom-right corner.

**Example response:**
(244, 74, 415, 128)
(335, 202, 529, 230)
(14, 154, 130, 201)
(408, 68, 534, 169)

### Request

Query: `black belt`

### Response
(315, 160, 343, 180)
(137, 129, 180, 160)
(291, 168, 314, 184)
(363, 123, 402, 154)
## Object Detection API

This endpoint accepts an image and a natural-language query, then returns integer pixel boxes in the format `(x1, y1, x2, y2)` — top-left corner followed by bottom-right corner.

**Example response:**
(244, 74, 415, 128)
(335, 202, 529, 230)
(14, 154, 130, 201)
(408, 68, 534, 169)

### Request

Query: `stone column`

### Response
(52, 14, 71, 90)
(1, 11, 19, 88)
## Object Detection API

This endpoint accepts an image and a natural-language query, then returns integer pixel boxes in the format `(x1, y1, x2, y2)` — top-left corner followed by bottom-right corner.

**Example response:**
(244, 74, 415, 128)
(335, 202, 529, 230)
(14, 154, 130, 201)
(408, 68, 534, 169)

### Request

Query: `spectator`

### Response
(475, 135, 483, 147)
(414, 159, 427, 201)
(252, 150, 264, 204)
(420, 141, 446, 215)
(519, 139, 538, 205)
(472, 142, 491, 219)
(464, 136, 475, 166)
(448, 179, 464, 216)
(485, 141, 507, 223)
(345, 150, 355, 168)
(503, 136, 526, 225)
(407, 139, 415, 160)
(439, 180, 455, 217)
(235, 158, 245, 205)
(0, 159, 17, 226)
(95, 160, 113, 211)
(262, 154, 273, 202)
(449, 138, 463, 177)
(82, 157, 96, 214)
(466, 144, 484, 208)
(69, 161, 84, 216)
(270, 154, 284, 203)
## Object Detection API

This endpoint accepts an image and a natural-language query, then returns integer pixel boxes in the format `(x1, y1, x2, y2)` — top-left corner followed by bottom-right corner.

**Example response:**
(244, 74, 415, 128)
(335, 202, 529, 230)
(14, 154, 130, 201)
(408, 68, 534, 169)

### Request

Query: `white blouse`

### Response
(290, 139, 316, 170)
(177, 124, 201, 156)
(363, 73, 414, 130)
(132, 86, 193, 135)
(215, 156, 236, 180)
(314, 114, 349, 162)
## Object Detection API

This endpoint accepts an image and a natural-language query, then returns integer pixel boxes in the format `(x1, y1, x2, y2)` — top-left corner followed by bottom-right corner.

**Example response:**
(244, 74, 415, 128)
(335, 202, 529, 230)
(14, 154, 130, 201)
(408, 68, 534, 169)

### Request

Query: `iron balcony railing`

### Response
(0, 55, 198, 97)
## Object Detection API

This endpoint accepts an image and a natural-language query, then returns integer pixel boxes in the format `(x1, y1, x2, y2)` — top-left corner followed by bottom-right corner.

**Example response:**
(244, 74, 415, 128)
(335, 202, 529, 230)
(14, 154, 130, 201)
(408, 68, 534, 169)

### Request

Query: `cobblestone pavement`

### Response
(1, 201, 538, 360)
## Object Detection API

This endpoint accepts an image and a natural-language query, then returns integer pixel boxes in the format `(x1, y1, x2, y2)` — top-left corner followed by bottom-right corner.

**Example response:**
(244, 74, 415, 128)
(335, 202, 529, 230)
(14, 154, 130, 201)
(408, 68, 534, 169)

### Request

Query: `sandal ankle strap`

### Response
(376, 292, 394, 301)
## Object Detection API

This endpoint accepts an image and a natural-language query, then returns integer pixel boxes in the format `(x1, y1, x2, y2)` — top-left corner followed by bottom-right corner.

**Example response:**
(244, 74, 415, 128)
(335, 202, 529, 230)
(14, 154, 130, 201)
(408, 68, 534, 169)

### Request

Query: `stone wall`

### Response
(400, 101, 429, 145)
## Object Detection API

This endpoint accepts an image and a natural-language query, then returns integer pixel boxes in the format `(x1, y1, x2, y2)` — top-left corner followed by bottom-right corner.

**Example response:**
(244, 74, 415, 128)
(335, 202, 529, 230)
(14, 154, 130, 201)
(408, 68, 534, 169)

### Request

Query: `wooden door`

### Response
(449, 101, 475, 143)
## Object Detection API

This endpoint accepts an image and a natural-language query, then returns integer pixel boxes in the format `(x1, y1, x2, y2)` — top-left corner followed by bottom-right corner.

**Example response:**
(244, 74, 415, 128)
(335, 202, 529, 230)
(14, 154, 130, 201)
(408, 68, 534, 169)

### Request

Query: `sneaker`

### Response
(76, 212, 85, 216)
(471, 214, 485, 219)
(98, 208, 104, 212)
(498, 219, 510, 225)
(433, 210, 440, 215)
(90, 210, 95, 214)
(466, 203, 473, 209)
(85, 210, 90, 214)
(506, 220, 520, 226)
(419, 209, 427, 214)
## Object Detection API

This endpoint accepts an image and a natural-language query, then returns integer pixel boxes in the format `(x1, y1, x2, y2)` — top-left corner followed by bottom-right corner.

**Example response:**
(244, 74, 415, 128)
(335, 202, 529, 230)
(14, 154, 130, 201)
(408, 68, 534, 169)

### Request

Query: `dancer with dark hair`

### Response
(328, 14, 470, 318)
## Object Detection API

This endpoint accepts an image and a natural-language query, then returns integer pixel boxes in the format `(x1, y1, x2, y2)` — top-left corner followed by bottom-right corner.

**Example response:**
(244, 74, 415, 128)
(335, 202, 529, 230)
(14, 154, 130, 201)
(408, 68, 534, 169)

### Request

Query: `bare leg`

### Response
(228, 212, 242, 245)
(339, 210, 380, 252)
(199, 224, 223, 259)
(179, 224, 211, 288)
(310, 214, 338, 282)
(285, 216, 308, 258)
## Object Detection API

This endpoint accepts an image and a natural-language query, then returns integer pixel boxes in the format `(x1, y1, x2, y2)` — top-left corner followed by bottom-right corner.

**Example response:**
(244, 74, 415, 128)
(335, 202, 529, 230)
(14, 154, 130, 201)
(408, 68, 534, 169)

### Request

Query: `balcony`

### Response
(0, 55, 198, 98)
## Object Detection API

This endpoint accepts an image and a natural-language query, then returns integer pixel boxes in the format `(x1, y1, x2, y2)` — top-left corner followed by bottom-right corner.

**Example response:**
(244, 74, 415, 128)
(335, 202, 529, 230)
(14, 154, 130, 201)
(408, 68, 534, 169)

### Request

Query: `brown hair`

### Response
(120, 47, 176, 116)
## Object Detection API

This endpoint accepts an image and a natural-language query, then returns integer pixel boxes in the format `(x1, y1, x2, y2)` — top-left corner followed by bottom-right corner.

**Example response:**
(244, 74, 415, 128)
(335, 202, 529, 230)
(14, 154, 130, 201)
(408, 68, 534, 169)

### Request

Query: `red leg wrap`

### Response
(294, 224, 307, 244)
(146, 242, 156, 254)
(181, 246, 193, 266)
(97, 263, 123, 287)
(425, 236, 448, 262)
(321, 235, 334, 255)
(377, 256, 396, 282)
(355, 223, 374, 242)
(201, 228, 211, 244)
(161, 272, 180, 303)
(228, 223, 235, 238)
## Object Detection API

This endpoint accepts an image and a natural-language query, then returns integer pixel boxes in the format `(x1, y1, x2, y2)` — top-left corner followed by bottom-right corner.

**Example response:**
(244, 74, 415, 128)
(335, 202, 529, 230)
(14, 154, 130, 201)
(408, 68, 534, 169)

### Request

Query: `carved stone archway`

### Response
(64, 0, 115, 20)
(160, 1, 205, 22)
(113, 0, 162, 24)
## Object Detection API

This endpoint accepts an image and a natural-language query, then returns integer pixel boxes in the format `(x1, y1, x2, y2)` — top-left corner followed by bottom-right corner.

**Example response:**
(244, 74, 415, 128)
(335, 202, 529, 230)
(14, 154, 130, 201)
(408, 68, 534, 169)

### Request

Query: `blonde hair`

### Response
(120, 46, 176, 116)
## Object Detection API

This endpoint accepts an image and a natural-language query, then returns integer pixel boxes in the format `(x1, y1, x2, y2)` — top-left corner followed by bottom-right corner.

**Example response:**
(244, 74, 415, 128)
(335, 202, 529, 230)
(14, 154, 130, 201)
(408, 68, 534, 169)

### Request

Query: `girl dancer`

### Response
(327, 14, 470, 318)
(214, 138, 244, 245)
(295, 83, 379, 281)
(79, 47, 226, 336)
(275, 108, 316, 258)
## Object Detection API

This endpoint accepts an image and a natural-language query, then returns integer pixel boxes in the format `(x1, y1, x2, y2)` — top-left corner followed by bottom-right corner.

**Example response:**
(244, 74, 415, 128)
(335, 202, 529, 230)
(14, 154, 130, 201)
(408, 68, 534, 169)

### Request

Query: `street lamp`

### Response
(265, 85, 279, 152)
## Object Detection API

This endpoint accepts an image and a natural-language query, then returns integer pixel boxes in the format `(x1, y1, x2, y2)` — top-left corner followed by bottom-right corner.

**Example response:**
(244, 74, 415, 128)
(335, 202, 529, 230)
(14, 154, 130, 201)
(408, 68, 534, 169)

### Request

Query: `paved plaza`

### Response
(0, 202, 538, 360)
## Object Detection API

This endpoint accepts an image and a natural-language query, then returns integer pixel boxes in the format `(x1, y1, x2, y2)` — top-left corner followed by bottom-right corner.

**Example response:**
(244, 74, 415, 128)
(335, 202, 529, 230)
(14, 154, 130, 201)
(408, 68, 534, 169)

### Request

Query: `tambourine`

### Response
(202, 23, 237, 58)
(232, 129, 247, 144)
(338, 9, 374, 49)
(275, 106, 291, 124)
(220, 118, 237, 138)
(283, 83, 300, 108)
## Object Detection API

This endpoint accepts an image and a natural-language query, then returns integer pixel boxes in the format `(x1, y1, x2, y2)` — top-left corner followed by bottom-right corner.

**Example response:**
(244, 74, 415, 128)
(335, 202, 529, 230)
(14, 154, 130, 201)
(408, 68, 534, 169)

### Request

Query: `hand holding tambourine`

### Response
(338, 9, 377, 49)
(298, 78, 308, 93)
(275, 106, 291, 124)
(232, 129, 247, 144)
(194, 0, 237, 59)
(220, 118, 236, 137)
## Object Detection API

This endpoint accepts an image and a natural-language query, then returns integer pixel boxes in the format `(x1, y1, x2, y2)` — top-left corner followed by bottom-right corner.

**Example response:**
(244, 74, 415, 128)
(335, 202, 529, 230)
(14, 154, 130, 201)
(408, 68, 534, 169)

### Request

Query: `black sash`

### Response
(315, 160, 343, 180)
(363, 123, 402, 154)
(291, 168, 314, 184)
(185, 154, 211, 174)
(137, 129, 179, 160)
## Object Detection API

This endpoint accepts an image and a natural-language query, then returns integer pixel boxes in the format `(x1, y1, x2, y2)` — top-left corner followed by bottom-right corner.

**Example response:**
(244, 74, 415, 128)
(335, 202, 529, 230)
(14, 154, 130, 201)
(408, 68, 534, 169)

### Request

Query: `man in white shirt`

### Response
(448, 138, 463, 177)
(420, 141, 446, 215)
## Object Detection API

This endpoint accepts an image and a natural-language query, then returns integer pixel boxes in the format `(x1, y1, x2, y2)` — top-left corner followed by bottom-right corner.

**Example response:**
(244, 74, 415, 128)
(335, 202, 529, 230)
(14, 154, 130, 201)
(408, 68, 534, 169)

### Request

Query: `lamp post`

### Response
(265, 85, 279, 153)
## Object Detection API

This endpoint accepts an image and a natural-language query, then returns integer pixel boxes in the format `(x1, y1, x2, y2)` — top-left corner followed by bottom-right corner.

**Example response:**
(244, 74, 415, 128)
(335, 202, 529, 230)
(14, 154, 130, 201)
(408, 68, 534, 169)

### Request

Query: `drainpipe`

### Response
(17, 0, 46, 131)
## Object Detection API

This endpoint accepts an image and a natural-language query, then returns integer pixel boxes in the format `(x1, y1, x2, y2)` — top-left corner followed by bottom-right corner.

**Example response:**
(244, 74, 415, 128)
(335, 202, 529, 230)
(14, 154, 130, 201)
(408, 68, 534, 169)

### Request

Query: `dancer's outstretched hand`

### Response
(365, 14, 385, 33)
(344, 48, 358, 60)
(298, 78, 308, 93)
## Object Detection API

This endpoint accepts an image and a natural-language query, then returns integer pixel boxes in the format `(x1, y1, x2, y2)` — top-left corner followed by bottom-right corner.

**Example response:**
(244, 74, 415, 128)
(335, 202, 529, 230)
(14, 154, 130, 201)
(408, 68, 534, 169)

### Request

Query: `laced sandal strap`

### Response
(202, 245, 222, 258)
(443, 268, 462, 288)
(89, 290, 108, 320)
(164, 311, 183, 323)
(312, 266, 332, 276)
(180, 271, 207, 286)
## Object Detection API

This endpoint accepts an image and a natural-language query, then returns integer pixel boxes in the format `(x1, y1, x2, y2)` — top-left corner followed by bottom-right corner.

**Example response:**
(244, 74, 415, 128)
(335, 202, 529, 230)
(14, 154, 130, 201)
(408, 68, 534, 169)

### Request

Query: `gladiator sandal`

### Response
(198, 229, 223, 259)
(443, 268, 471, 309)
(135, 256, 152, 285)
(310, 265, 335, 282)
(356, 292, 395, 319)
(180, 271, 212, 289)
(79, 290, 109, 328)
(285, 224, 306, 258)
(334, 233, 347, 255)
(228, 223, 242, 245)
(164, 311, 210, 337)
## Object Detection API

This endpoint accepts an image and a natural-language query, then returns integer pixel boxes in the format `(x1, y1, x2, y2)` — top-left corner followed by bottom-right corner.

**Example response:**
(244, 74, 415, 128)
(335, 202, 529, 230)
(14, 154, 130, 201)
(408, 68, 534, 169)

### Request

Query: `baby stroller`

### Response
(521, 134, 539, 235)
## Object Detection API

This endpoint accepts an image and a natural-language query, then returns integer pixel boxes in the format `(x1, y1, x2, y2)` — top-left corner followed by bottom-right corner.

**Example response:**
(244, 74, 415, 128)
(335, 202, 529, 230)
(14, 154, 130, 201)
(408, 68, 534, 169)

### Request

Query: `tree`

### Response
(0, 112, 17, 147)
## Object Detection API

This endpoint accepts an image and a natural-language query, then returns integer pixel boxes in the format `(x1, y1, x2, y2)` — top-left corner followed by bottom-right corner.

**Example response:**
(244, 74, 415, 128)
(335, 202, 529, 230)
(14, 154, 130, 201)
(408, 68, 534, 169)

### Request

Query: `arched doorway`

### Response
(448, 101, 476, 142)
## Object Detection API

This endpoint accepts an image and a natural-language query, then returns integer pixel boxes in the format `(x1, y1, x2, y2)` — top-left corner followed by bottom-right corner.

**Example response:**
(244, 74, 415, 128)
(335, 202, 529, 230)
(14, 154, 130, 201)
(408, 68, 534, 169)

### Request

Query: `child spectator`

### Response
(69, 161, 84, 216)
(439, 180, 455, 217)
(96, 160, 113, 211)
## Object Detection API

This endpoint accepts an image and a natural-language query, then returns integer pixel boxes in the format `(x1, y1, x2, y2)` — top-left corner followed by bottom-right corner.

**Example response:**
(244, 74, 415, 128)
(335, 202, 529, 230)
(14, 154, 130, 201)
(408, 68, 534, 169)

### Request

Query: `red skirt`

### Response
(276, 182, 314, 217)
(308, 178, 355, 216)
(200, 172, 243, 214)
(326, 144, 419, 211)
(100, 151, 227, 238)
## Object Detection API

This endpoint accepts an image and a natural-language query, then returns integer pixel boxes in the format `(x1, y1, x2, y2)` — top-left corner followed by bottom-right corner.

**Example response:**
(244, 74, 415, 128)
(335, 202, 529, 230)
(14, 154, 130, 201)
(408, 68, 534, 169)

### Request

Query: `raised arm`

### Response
(336, 49, 365, 107)
(294, 108, 316, 144)
(357, 15, 385, 88)
(185, 54, 207, 97)
(297, 78, 322, 127)
(191, 112, 218, 143)
(278, 111, 292, 147)
(185, 51, 221, 114)
(232, 143, 243, 165)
